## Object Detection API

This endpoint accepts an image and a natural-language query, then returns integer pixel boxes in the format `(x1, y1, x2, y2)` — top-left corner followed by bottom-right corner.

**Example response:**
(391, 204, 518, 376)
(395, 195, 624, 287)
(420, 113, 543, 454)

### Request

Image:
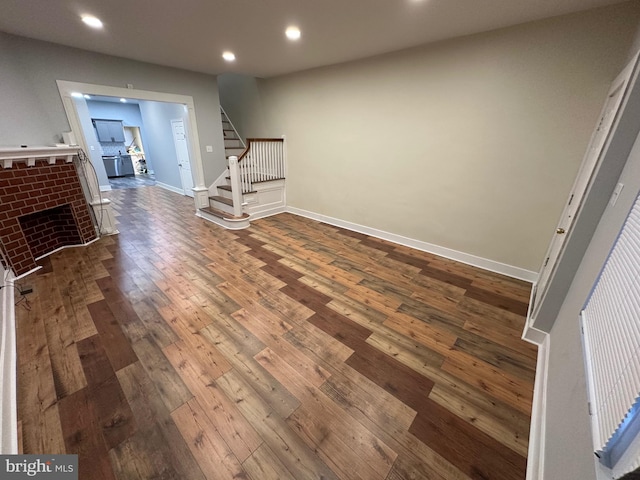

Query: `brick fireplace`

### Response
(0, 149, 97, 276)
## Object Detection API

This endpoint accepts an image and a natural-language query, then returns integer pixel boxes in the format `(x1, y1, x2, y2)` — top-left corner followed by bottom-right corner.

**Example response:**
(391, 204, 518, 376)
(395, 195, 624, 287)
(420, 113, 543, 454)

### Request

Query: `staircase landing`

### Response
(197, 206, 250, 230)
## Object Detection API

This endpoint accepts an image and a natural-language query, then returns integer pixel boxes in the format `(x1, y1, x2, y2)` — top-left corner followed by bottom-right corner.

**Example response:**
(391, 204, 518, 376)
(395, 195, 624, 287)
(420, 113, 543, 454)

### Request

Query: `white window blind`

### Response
(582, 192, 640, 474)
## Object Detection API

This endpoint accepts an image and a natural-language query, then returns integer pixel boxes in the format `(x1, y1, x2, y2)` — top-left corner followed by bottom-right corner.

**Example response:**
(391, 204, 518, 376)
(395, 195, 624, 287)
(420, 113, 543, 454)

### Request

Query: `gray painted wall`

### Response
(544, 132, 640, 480)
(217, 73, 266, 141)
(138, 101, 189, 191)
(0, 32, 225, 185)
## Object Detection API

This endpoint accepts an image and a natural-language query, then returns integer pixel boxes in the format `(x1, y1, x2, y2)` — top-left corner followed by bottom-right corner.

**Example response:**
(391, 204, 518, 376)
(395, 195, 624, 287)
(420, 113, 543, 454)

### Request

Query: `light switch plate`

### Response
(206, 145, 213, 152)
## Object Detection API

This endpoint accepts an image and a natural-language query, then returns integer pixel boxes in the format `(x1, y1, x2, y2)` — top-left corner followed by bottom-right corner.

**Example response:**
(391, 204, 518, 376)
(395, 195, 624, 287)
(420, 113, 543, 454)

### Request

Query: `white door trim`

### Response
(56, 80, 207, 207)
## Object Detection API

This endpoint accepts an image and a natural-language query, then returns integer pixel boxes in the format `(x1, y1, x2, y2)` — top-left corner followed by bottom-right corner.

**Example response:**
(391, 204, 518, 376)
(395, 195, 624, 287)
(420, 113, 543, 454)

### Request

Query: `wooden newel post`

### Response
(228, 156, 243, 217)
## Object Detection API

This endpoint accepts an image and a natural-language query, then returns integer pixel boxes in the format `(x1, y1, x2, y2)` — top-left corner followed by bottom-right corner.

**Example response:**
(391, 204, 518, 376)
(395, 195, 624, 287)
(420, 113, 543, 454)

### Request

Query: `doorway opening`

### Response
(56, 81, 205, 203)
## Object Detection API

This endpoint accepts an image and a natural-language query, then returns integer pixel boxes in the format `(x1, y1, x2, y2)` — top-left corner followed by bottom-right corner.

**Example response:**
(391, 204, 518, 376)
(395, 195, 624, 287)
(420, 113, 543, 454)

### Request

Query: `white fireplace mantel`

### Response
(0, 146, 78, 169)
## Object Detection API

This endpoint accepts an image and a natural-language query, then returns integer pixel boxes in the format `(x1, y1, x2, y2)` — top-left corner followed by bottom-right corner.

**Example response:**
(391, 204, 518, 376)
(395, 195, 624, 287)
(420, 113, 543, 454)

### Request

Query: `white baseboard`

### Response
(286, 207, 537, 282)
(522, 323, 548, 346)
(156, 181, 187, 196)
(0, 266, 18, 454)
(249, 206, 286, 221)
(99, 185, 112, 192)
(526, 334, 549, 480)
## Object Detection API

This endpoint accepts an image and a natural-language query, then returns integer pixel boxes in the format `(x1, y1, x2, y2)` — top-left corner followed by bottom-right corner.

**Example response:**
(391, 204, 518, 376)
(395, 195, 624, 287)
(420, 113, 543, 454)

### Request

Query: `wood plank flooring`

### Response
(15, 186, 537, 479)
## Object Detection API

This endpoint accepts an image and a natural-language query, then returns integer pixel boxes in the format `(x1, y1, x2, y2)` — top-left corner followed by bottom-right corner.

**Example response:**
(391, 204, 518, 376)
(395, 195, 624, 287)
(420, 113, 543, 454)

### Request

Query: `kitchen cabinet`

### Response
(93, 119, 125, 143)
(103, 154, 135, 177)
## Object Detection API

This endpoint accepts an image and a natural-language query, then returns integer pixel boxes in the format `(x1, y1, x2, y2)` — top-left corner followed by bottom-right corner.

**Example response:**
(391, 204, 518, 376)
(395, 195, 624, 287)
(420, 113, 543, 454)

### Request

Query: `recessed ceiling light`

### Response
(71, 92, 83, 98)
(285, 26, 301, 40)
(120, 98, 127, 103)
(81, 15, 103, 29)
(83, 94, 91, 99)
(222, 51, 236, 62)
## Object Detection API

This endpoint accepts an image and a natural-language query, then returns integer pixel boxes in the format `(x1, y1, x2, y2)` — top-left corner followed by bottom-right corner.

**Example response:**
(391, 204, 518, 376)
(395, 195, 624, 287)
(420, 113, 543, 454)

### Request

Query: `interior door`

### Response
(530, 57, 638, 319)
(171, 119, 194, 197)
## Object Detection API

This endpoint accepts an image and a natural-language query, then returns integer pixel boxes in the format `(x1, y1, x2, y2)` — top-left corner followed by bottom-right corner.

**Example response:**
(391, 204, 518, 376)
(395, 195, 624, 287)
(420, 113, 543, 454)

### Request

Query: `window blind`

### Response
(582, 192, 640, 474)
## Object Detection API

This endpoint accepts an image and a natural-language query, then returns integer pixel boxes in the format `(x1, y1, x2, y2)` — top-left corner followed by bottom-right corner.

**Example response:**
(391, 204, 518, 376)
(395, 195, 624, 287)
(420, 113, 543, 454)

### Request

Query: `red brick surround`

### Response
(0, 159, 97, 276)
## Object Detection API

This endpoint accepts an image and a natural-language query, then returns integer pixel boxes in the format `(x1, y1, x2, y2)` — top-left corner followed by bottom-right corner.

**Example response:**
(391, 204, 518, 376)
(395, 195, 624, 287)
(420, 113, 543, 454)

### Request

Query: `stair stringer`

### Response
(208, 167, 230, 198)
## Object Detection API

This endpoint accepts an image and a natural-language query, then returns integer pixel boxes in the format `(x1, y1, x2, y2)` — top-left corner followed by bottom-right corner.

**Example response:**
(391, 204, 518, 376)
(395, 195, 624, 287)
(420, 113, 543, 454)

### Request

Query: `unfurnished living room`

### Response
(2, 1, 640, 479)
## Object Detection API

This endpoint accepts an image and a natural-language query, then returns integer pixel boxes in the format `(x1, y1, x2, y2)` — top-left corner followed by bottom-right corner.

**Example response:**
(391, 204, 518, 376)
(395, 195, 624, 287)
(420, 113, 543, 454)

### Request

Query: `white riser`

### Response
(217, 188, 233, 200)
(210, 199, 235, 214)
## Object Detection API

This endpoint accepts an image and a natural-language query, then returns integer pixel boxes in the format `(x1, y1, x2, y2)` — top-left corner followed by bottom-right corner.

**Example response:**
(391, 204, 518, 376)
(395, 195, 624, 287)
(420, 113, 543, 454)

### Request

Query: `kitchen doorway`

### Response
(56, 80, 207, 208)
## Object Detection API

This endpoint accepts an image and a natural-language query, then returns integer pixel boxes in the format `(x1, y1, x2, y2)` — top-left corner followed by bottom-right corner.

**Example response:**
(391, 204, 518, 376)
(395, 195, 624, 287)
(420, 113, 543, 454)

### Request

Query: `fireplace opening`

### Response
(18, 204, 83, 260)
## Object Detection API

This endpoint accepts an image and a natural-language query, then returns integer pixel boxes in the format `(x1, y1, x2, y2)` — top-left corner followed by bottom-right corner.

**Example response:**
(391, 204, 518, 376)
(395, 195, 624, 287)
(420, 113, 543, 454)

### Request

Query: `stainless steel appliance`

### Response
(103, 154, 135, 178)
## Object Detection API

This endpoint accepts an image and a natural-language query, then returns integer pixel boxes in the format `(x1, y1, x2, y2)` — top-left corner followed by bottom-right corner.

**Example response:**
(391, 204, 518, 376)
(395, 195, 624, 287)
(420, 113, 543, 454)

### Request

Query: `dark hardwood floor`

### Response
(15, 186, 537, 479)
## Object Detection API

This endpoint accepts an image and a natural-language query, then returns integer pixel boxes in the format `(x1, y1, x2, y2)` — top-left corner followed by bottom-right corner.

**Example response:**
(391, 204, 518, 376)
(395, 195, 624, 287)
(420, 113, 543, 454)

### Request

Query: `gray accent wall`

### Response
(0, 32, 225, 185)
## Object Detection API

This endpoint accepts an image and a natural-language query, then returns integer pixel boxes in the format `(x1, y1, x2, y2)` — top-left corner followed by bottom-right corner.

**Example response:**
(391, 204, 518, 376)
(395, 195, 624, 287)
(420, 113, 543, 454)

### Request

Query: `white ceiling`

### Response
(0, 0, 628, 78)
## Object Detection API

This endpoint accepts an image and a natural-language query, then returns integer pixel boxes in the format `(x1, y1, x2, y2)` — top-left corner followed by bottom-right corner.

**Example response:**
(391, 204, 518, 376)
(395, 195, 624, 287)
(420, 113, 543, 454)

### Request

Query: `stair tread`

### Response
(218, 184, 257, 194)
(200, 206, 249, 220)
(209, 195, 233, 206)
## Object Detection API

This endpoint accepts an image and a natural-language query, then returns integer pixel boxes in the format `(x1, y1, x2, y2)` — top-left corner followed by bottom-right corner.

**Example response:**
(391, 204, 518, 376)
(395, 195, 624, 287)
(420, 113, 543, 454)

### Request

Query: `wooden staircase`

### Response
(221, 108, 245, 159)
(197, 108, 285, 230)
(199, 108, 250, 227)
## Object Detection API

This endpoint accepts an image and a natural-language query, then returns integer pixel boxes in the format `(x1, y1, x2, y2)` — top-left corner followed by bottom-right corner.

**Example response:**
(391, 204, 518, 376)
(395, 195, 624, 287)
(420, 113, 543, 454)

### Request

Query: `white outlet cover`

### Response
(206, 145, 213, 152)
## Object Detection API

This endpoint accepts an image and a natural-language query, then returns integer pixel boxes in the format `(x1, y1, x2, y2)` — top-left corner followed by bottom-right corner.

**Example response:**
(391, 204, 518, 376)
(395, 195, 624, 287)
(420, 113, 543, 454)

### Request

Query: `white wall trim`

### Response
(0, 265, 18, 454)
(286, 207, 538, 282)
(99, 185, 112, 192)
(526, 334, 550, 480)
(249, 206, 287, 221)
(156, 181, 187, 196)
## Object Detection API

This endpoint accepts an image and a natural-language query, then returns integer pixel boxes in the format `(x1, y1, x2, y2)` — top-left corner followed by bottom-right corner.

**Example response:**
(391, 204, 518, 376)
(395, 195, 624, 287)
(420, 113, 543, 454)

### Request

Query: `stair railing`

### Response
(220, 106, 246, 148)
(234, 138, 286, 194)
